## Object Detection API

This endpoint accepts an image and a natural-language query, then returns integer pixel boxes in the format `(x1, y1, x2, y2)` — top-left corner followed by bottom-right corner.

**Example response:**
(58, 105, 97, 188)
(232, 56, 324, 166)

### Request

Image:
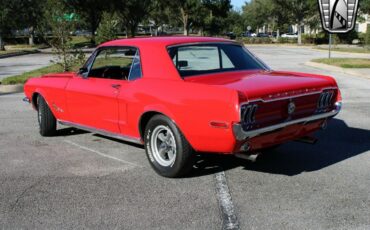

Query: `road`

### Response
(0, 53, 53, 80)
(0, 46, 369, 229)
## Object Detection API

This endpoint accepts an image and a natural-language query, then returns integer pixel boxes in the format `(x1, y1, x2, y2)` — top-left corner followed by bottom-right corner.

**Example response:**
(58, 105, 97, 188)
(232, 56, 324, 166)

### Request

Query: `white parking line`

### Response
(214, 171, 240, 230)
(64, 140, 141, 167)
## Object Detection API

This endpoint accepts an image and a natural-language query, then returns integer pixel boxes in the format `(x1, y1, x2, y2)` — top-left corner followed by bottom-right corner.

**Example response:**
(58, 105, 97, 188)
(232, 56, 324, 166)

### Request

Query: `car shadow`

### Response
(188, 119, 370, 177)
(56, 127, 89, 136)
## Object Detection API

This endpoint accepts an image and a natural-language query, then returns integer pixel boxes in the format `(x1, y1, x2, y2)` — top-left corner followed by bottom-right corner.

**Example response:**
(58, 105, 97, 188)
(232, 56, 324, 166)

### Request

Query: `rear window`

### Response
(168, 44, 266, 78)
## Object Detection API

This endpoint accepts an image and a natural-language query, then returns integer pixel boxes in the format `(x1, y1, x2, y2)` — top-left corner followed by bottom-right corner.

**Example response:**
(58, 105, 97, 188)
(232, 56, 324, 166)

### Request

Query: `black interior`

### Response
(88, 66, 131, 80)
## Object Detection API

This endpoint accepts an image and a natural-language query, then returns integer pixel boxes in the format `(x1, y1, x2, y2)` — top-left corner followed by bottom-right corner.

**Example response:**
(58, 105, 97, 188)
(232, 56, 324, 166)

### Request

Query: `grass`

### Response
(71, 36, 95, 48)
(315, 47, 370, 54)
(312, 58, 370, 68)
(1, 63, 81, 85)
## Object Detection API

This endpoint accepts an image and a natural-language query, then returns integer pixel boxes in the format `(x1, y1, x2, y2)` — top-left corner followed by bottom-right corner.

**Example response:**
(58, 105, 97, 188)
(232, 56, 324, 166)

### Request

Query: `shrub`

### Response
(276, 37, 297, 44)
(239, 37, 273, 44)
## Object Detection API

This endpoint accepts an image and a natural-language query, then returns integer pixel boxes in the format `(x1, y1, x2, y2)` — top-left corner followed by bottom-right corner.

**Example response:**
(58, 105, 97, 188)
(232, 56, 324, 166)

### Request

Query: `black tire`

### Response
(37, 95, 57, 136)
(144, 115, 194, 178)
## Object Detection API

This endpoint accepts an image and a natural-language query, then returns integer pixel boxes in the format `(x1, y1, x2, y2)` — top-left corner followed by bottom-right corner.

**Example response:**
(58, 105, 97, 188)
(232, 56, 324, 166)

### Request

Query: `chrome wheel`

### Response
(150, 125, 177, 167)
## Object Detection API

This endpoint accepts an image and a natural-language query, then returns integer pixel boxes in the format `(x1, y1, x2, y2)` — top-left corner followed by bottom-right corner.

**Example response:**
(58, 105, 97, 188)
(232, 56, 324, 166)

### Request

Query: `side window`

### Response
(220, 49, 235, 69)
(88, 47, 138, 80)
(128, 50, 142, 81)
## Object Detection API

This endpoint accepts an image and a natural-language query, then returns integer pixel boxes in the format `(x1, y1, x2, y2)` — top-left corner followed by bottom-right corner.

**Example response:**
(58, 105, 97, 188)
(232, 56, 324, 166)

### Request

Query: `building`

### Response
(356, 14, 369, 33)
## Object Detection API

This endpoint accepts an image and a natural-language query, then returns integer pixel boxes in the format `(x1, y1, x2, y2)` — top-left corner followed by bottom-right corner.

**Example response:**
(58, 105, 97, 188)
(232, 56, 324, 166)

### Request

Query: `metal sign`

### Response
(318, 0, 359, 33)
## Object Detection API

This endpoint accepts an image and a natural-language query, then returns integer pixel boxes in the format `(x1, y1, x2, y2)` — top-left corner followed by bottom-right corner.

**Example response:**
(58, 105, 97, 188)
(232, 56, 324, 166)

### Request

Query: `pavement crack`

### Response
(9, 179, 43, 211)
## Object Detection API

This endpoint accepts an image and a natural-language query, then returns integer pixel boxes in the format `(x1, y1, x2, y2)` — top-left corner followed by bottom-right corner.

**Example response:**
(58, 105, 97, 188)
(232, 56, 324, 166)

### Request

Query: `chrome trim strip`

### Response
(23, 97, 31, 103)
(58, 120, 143, 145)
(242, 87, 338, 105)
(233, 103, 341, 141)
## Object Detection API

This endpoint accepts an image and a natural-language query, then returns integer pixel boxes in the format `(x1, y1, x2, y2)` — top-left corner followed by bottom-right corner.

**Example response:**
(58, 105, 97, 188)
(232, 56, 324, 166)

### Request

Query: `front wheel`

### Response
(37, 95, 57, 136)
(144, 115, 194, 178)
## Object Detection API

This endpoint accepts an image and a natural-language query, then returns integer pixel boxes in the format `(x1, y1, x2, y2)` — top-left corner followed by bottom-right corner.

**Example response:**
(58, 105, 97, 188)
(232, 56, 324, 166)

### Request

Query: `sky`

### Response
(231, 0, 248, 9)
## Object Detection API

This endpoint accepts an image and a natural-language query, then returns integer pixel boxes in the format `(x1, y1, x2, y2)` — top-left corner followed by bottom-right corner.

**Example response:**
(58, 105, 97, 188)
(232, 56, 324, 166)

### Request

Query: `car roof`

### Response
(99, 36, 234, 48)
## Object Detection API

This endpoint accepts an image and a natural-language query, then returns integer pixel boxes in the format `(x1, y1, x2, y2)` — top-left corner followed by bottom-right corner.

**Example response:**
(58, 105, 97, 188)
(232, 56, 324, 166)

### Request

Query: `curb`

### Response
(0, 84, 24, 95)
(0, 50, 40, 59)
(312, 48, 370, 57)
(305, 61, 370, 80)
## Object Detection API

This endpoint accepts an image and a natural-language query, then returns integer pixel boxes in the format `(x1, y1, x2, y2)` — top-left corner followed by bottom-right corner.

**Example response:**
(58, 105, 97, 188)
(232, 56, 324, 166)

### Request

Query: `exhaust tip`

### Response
(240, 143, 251, 152)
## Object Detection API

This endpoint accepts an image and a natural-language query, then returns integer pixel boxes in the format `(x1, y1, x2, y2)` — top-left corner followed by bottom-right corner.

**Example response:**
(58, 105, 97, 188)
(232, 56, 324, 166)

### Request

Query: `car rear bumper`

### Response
(233, 102, 342, 142)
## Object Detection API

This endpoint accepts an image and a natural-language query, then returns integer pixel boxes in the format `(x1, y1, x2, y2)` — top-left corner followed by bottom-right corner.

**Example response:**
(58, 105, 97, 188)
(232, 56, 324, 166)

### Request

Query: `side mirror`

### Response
(178, 60, 188, 68)
(78, 67, 89, 78)
(79, 67, 88, 74)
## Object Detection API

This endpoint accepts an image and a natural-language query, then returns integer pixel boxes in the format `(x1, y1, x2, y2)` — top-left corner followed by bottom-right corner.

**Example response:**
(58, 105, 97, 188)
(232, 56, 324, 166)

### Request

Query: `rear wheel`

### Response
(37, 95, 57, 136)
(144, 115, 194, 178)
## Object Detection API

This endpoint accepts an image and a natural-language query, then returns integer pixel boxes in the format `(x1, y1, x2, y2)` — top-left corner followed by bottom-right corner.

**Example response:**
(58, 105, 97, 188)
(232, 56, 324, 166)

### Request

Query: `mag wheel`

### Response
(144, 115, 194, 178)
(37, 95, 57, 137)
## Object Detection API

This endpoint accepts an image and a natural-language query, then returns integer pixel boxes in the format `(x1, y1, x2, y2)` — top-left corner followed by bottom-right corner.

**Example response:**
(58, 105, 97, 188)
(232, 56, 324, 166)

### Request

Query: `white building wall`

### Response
(356, 14, 369, 33)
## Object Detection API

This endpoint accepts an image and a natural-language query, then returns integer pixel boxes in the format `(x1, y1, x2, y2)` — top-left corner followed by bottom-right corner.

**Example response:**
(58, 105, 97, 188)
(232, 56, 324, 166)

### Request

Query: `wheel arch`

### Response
(139, 111, 169, 140)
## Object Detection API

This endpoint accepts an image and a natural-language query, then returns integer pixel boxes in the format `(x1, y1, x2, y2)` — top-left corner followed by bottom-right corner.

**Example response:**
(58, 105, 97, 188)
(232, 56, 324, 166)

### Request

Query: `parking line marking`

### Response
(64, 140, 141, 167)
(215, 171, 240, 230)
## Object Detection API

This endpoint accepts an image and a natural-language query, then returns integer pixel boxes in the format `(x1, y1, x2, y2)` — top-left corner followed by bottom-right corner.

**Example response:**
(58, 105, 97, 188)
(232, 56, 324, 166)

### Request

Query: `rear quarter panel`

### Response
(119, 78, 240, 153)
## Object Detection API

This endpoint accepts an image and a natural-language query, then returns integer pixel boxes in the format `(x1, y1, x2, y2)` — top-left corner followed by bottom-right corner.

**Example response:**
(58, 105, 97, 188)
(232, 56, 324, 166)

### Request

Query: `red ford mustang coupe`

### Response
(24, 37, 342, 177)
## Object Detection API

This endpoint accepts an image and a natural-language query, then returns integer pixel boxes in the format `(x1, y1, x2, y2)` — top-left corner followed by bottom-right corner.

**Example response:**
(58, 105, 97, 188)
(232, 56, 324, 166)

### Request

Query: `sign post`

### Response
(329, 33, 332, 59)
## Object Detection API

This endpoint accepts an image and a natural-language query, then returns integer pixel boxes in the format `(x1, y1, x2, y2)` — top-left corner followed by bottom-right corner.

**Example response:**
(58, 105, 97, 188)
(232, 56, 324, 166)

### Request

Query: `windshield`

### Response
(168, 43, 268, 78)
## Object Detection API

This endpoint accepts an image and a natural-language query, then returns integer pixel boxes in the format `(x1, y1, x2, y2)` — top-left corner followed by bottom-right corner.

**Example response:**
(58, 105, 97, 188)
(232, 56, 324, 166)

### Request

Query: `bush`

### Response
(276, 37, 297, 44)
(238, 37, 273, 44)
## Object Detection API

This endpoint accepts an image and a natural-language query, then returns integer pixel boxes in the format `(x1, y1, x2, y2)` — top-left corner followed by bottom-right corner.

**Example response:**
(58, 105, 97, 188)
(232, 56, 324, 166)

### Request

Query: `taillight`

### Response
(241, 104, 258, 124)
(317, 90, 334, 110)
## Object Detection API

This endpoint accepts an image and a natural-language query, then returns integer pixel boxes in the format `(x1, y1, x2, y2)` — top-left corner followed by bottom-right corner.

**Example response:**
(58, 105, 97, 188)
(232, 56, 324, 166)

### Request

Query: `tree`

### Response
(272, 0, 316, 45)
(169, 0, 203, 36)
(96, 12, 119, 44)
(242, 0, 276, 33)
(46, 0, 85, 71)
(18, 0, 46, 45)
(64, 0, 110, 44)
(0, 0, 23, 50)
(148, 0, 172, 36)
(114, 0, 152, 37)
(360, 0, 370, 14)
(202, 0, 232, 35)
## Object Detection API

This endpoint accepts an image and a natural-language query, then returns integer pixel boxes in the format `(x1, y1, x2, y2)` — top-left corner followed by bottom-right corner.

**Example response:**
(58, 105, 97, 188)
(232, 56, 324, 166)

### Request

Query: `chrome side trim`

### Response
(233, 102, 342, 141)
(58, 120, 143, 145)
(23, 97, 31, 103)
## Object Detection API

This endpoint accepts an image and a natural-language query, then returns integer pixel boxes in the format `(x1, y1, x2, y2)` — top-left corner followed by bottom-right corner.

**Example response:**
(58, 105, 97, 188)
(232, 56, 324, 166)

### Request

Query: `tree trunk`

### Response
(29, 27, 35, 46)
(180, 8, 189, 36)
(298, 24, 302, 45)
(130, 25, 136, 38)
(277, 29, 280, 39)
(0, 34, 4, 51)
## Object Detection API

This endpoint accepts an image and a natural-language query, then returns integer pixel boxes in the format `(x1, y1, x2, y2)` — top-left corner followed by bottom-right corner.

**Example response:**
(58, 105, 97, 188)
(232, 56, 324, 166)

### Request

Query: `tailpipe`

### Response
(235, 153, 260, 162)
(295, 136, 318, 145)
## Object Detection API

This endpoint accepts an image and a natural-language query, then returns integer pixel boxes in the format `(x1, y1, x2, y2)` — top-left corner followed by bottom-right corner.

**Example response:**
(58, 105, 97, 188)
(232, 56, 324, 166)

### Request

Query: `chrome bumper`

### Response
(233, 102, 342, 141)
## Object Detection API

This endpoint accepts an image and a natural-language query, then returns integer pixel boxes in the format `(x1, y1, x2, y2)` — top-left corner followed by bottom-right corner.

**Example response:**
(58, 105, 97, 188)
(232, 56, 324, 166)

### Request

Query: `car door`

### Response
(65, 47, 137, 134)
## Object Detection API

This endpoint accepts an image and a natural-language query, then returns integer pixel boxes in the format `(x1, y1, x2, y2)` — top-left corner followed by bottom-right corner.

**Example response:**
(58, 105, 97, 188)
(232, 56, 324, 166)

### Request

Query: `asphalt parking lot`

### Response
(1, 46, 369, 229)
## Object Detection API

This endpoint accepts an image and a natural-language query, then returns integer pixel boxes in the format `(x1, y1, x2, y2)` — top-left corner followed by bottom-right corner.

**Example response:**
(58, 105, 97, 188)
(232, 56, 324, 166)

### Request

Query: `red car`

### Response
(23, 37, 342, 177)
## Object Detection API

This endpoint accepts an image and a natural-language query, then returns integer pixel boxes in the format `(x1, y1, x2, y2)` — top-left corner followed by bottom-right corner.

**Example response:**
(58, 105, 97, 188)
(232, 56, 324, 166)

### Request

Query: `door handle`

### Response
(111, 84, 121, 89)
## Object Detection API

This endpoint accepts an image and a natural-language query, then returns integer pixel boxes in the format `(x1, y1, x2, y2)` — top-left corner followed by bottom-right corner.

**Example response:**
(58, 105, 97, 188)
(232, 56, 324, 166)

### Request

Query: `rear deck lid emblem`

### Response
(288, 101, 296, 115)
